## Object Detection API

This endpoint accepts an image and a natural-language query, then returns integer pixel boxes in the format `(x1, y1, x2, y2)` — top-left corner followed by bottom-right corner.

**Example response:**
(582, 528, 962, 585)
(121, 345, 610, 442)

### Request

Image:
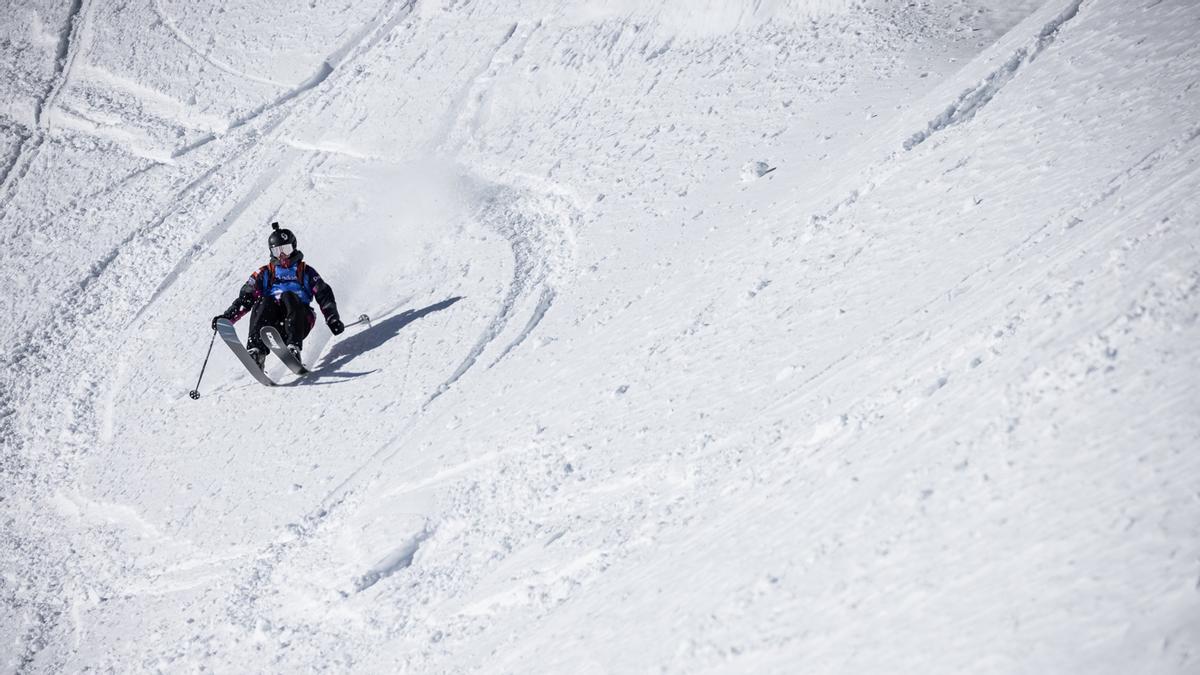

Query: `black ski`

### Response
(260, 325, 309, 375)
(215, 318, 276, 387)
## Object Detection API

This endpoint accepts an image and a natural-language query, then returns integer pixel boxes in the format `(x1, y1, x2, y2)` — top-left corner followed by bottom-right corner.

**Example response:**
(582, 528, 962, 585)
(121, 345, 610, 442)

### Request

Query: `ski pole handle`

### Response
(189, 328, 218, 400)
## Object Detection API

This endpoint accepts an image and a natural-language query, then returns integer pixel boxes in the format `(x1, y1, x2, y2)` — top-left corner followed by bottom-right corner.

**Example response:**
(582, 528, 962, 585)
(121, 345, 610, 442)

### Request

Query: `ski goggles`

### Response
(271, 242, 295, 258)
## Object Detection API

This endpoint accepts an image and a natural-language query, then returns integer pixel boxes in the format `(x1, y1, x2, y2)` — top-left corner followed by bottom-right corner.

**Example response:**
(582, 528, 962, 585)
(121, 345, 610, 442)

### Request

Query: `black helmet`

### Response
(268, 222, 297, 259)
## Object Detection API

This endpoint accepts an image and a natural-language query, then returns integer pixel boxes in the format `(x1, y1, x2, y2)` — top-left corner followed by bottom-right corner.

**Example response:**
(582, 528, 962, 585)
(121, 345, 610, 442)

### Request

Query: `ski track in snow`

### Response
(149, 0, 292, 89)
(0, 0, 88, 222)
(430, 181, 578, 403)
(167, 0, 419, 159)
(0, 119, 32, 199)
(433, 20, 542, 155)
(266, 176, 582, 557)
(102, 0, 423, 330)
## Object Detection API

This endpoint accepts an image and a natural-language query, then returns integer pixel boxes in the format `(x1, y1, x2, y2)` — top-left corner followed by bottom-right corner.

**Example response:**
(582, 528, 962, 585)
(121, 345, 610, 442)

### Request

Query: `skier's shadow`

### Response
(306, 296, 462, 381)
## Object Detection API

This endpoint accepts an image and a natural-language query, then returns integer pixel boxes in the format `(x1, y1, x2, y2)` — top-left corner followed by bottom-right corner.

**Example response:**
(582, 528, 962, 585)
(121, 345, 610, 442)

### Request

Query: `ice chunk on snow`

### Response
(741, 160, 775, 182)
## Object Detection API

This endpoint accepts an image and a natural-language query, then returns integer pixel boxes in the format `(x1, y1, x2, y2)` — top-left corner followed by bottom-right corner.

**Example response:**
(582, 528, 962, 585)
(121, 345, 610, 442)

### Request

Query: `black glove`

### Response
(211, 311, 233, 331)
(327, 316, 345, 335)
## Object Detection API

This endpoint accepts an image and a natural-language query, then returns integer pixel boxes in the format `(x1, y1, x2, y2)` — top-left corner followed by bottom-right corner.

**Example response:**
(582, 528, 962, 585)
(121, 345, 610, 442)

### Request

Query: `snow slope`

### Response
(2, 0, 1198, 672)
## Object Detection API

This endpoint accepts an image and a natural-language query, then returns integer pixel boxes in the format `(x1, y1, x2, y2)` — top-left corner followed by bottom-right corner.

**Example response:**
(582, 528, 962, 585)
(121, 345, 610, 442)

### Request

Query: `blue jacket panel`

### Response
(263, 260, 313, 303)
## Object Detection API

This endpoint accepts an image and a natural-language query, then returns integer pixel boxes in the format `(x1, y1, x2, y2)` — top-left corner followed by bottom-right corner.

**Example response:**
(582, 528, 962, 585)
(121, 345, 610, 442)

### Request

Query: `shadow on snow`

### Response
(297, 296, 463, 384)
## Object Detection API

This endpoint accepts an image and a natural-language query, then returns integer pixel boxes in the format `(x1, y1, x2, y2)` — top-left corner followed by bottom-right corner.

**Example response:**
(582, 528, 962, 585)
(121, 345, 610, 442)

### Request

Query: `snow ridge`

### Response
(903, 0, 1085, 151)
(39, 0, 87, 127)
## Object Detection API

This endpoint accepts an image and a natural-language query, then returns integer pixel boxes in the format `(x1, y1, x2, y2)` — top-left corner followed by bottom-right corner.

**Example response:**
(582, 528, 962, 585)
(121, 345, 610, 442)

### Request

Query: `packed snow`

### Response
(2, 0, 1198, 672)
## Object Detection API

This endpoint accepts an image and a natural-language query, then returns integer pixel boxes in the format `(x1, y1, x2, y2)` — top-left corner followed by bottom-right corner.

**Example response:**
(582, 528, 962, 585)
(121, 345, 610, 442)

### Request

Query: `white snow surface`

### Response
(1, 0, 1198, 672)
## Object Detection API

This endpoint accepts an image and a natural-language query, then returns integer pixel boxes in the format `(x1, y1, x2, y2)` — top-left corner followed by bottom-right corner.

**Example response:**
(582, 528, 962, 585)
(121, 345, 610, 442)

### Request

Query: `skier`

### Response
(211, 223, 344, 369)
